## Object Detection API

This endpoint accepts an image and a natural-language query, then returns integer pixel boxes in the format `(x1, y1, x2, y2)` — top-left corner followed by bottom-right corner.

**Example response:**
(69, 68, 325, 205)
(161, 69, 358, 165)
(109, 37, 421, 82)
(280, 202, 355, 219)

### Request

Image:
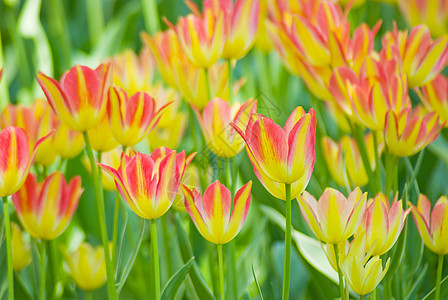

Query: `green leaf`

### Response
(385, 222, 407, 280)
(175, 213, 214, 300)
(252, 264, 263, 300)
(161, 257, 195, 300)
(260, 205, 338, 283)
(422, 273, 448, 300)
(404, 263, 428, 300)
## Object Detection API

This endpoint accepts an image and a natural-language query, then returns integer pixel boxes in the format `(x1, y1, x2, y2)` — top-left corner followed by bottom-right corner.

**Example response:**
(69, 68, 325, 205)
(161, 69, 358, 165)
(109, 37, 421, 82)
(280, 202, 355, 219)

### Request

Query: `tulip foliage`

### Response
(0, 0, 448, 300)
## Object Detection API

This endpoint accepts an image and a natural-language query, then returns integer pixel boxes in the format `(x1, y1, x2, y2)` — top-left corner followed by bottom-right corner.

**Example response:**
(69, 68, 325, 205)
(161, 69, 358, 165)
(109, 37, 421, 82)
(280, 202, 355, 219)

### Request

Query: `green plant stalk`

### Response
(282, 183, 292, 300)
(3, 197, 14, 299)
(142, 0, 160, 34)
(82, 132, 116, 299)
(372, 287, 377, 300)
(385, 153, 399, 198)
(436, 255, 444, 300)
(161, 217, 173, 276)
(218, 244, 225, 300)
(372, 132, 382, 191)
(86, 0, 105, 48)
(151, 219, 161, 300)
(334, 244, 346, 300)
(228, 59, 233, 105)
(40, 240, 47, 300)
(112, 192, 121, 268)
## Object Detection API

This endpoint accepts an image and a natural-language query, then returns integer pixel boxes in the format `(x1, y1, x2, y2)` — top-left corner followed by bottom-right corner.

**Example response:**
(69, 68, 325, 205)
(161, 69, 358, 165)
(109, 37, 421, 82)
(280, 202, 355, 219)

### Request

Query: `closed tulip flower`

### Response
(298, 187, 367, 244)
(107, 87, 171, 147)
(52, 121, 85, 159)
(65, 242, 107, 291)
(182, 180, 252, 244)
(86, 116, 118, 153)
(384, 109, 443, 157)
(194, 97, 257, 157)
(360, 193, 410, 256)
(233, 106, 316, 184)
(37, 64, 112, 132)
(12, 172, 82, 240)
(0, 127, 51, 197)
(409, 194, 448, 255)
(11, 222, 31, 271)
(99, 148, 195, 220)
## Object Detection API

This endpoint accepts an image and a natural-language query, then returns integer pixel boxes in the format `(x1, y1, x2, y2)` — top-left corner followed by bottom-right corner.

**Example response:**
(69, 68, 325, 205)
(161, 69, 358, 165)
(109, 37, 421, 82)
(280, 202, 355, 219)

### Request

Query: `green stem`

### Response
(384, 153, 399, 198)
(3, 197, 13, 299)
(112, 192, 120, 269)
(372, 132, 382, 191)
(218, 244, 225, 300)
(82, 132, 116, 300)
(40, 240, 47, 300)
(151, 219, 161, 300)
(282, 183, 292, 300)
(372, 287, 377, 300)
(334, 244, 346, 300)
(161, 217, 172, 276)
(227, 59, 233, 105)
(436, 255, 444, 300)
(230, 156, 238, 198)
(86, 0, 105, 48)
(359, 294, 363, 300)
(142, 0, 160, 34)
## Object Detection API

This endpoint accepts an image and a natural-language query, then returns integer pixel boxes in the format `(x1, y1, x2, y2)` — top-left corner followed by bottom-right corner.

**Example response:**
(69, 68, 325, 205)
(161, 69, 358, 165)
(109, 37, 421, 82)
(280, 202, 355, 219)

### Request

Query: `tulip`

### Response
(147, 112, 188, 150)
(322, 133, 383, 188)
(53, 121, 85, 159)
(65, 242, 107, 291)
(254, 0, 273, 53)
(99, 147, 195, 220)
(298, 187, 367, 244)
(233, 106, 316, 184)
(381, 25, 448, 87)
(399, 0, 448, 37)
(183, 180, 252, 300)
(409, 194, 448, 255)
(86, 116, 118, 153)
(37, 63, 112, 132)
(111, 49, 154, 95)
(107, 87, 171, 147)
(12, 172, 82, 240)
(420, 74, 448, 124)
(188, 0, 260, 59)
(171, 11, 226, 68)
(338, 233, 390, 296)
(172, 164, 204, 211)
(194, 97, 257, 157)
(11, 222, 31, 271)
(360, 193, 410, 256)
(384, 109, 443, 157)
(141, 29, 185, 88)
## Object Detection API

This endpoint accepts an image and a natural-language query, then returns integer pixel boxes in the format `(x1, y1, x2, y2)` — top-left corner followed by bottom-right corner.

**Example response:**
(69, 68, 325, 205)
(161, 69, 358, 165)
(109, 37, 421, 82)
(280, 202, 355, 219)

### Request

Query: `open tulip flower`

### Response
(99, 147, 195, 220)
(384, 108, 443, 157)
(12, 172, 82, 240)
(322, 133, 383, 188)
(37, 64, 112, 132)
(11, 222, 31, 271)
(360, 193, 410, 256)
(107, 87, 172, 147)
(187, 0, 260, 60)
(194, 97, 257, 157)
(0, 127, 52, 197)
(409, 194, 448, 255)
(233, 106, 315, 185)
(64, 242, 107, 291)
(298, 187, 367, 244)
(420, 74, 448, 125)
(182, 180, 252, 244)
(381, 24, 448, 87)
(170, 10, 226, 68)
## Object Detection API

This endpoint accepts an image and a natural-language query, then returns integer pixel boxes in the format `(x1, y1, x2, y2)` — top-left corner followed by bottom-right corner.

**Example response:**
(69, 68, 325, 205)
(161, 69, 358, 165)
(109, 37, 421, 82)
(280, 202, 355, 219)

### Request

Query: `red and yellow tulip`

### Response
(360, 193, 410, 256)
(384, 108, 443, 157)
(420, 74, 448, 125)
(381, 25, 448, 87)
(194, 97, 257, 157)
(11, 222, 31, 271)
(99, 148, 195, 220)
(409, 194, 448, 255)
(12, 172, 83, 240)
(37, 64, 113, 132)
(298, 187, 367, 244)
(65, 242, 107, 291)
(182, 180, 252, 244)
(0, 127, 51, 197)
(107, 87, 171, 147)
